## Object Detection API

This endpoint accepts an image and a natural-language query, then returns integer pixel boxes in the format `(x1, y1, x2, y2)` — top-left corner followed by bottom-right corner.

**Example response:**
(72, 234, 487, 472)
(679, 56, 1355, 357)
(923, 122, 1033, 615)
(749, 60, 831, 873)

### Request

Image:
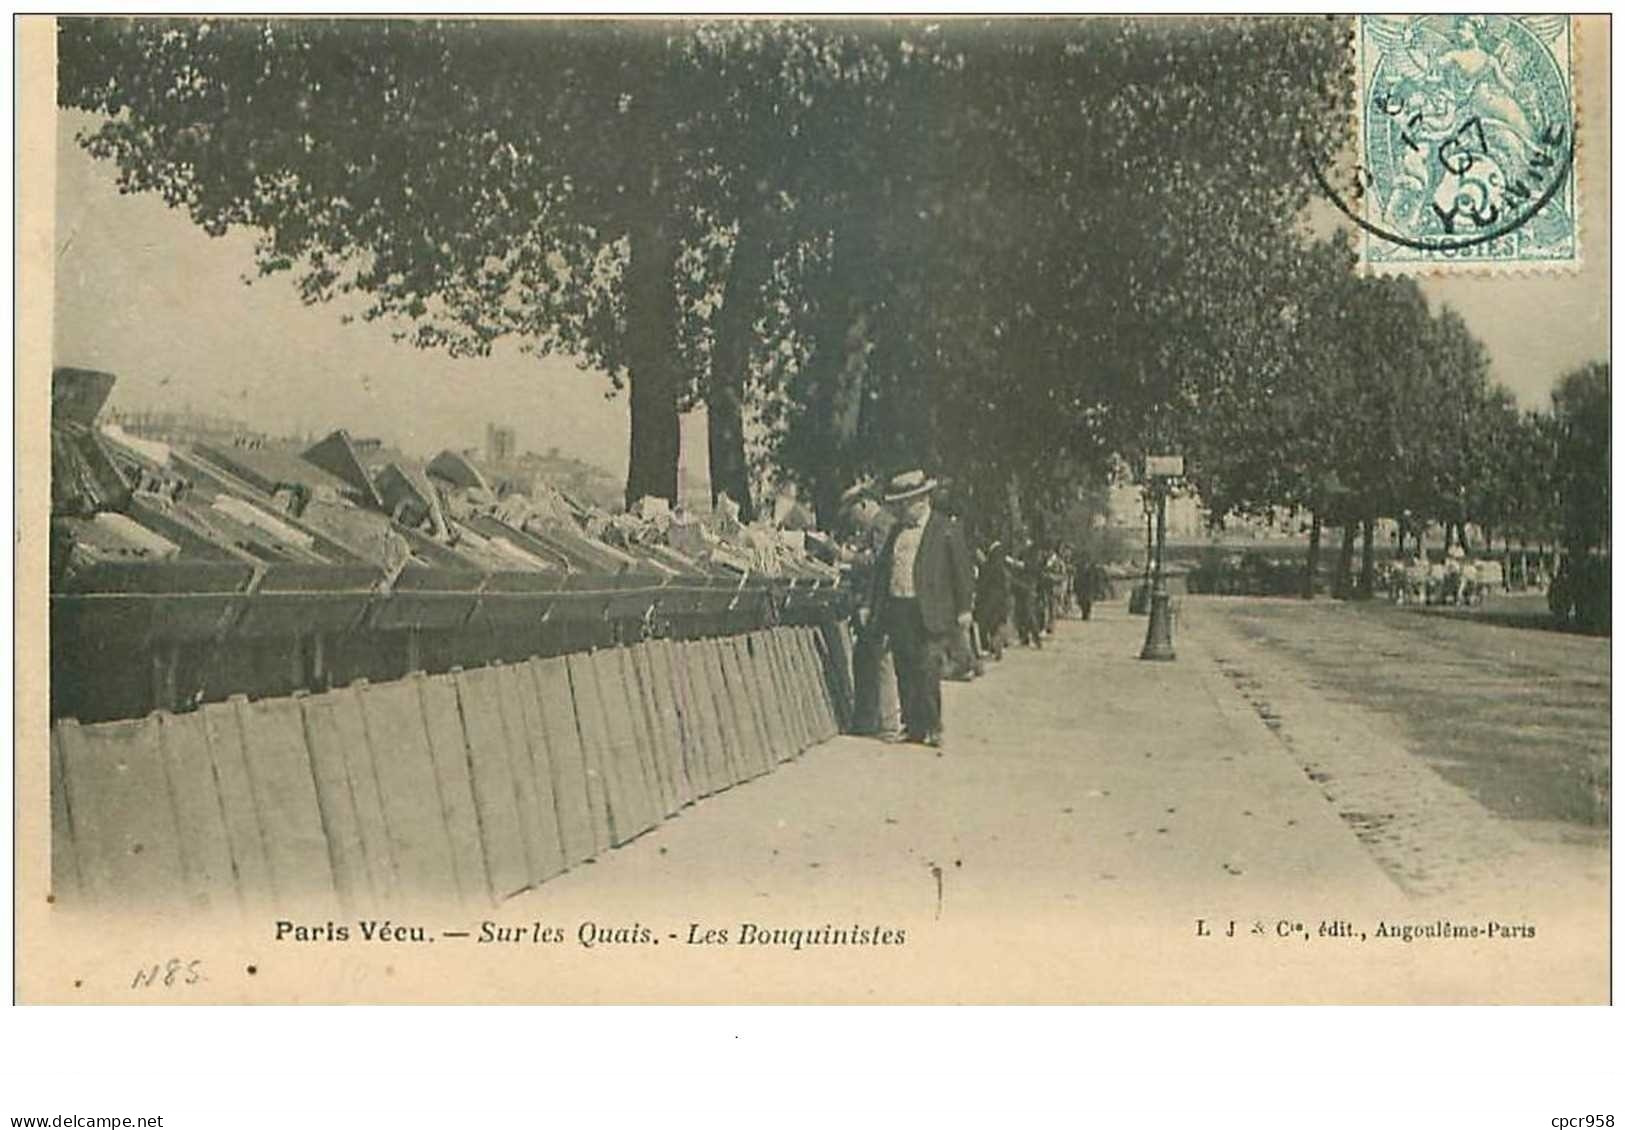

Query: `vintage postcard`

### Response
(15, 14, 1611, 1004)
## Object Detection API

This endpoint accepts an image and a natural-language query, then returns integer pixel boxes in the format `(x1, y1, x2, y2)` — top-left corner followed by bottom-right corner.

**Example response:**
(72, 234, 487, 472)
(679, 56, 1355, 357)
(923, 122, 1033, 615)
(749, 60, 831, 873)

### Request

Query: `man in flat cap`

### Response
(870, 469, 975, 748)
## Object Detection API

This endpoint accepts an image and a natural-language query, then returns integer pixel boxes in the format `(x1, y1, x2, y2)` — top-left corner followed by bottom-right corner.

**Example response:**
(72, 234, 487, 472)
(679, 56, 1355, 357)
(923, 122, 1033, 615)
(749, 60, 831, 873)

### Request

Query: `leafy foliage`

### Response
(1548, 361, 1610, 554)
(62, 15, 1595, 564)
(59, 16, 1352, 521)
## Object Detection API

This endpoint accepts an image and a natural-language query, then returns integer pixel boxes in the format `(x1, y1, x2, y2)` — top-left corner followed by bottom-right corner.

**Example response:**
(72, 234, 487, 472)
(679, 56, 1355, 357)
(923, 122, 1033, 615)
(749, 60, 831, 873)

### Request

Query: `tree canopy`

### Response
(60, 15, 1347, 522)
(1548, 361, 1610, 554)
(60, 15, 1599, 574)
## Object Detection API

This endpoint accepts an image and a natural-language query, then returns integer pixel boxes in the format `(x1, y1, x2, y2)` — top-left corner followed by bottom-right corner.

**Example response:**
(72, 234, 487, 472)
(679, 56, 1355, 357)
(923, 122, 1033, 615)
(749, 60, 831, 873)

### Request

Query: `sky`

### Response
(1401, 12, 1610, 404)
(50, 25, 1608, 489)
(52, 110, 707, 482)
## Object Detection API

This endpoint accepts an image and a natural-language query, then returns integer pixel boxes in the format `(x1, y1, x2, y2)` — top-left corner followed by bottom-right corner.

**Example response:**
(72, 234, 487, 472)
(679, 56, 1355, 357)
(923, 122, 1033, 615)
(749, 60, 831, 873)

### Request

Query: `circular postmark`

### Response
(1311, 15, 1577, 266)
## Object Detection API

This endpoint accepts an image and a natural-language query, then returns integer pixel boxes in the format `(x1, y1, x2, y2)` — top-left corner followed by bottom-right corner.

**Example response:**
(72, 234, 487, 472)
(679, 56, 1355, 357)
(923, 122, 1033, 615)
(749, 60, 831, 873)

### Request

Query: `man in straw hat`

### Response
(870, 469, 975, 749)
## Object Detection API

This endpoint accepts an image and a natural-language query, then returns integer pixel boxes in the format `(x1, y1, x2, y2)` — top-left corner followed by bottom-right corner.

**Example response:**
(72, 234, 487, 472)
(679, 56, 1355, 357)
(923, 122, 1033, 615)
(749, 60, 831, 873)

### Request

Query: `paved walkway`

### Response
(523, 604, 1398, 905)
(492, 600, 1608, 1001)
(494, 602, 1615, 1001)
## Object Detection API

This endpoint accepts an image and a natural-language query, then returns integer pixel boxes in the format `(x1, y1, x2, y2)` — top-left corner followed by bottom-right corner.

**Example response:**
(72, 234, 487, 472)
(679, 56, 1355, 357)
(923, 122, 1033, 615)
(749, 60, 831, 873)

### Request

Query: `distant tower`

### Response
(485, 422, 516, 464)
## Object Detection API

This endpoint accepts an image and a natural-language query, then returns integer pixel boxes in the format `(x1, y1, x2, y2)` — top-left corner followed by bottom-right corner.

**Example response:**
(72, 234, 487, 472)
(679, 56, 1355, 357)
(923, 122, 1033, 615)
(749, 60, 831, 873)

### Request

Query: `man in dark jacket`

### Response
(974, 539, 1011, 660)
(1073, 553, 1095, 621)
(1012, 540, 1046, 648)
(840, 484, 902, 741)
(870, 469, 975, 748)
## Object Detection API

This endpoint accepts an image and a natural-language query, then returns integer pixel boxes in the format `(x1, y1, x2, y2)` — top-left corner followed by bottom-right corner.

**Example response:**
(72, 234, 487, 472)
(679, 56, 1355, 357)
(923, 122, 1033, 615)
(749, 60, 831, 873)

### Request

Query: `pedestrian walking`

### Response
(1073, 554, 1095, 621)
(974, 539, 1011, 660)
(871, 469, 975, 749)
(1041, 545, 1065, 633)
(1011, 540, 1046, 648)
(1056, 547, 1078, 619)
(931, 480, 981, 682)
(839, 484, 903, 742)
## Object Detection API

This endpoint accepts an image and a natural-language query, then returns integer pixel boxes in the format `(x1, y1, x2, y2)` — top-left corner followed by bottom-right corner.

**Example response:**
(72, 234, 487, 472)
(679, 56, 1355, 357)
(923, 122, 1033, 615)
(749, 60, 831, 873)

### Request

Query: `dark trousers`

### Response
(1013, 590, 1043, 647)
(851, 618, 882, 734)
(881, 596, 945, 738)
(1075, 584, 1093, 621)
(850, 617, 900, 736)
(976, 614, 1004, 659)
(946, 622, 980, 678)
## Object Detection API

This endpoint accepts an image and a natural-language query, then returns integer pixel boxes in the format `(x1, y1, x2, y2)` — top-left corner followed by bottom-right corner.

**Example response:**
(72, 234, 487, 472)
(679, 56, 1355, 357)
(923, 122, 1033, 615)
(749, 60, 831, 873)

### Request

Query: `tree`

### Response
(1458, 385, 1524, 551)
(1550, 361, 1610, 554)
(1181, 236, 1365, 598)
(59, 18, 747, 506)
(1176, 240, 1516, 602)
(59, 17, 1356, 532)
(760, 17, 1355, 536)
(673, 22, 899, 518)
(1336, 273, 1440, 592)
(1503, 408, 1563, 551)
(1542, 361, 1610, 631)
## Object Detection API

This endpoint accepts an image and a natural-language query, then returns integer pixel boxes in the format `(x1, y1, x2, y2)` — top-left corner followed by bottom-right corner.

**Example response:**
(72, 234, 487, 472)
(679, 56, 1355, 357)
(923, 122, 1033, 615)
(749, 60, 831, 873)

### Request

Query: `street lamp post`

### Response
(1139, 455, 1181, 662)
(1131, 493, 1155, 615)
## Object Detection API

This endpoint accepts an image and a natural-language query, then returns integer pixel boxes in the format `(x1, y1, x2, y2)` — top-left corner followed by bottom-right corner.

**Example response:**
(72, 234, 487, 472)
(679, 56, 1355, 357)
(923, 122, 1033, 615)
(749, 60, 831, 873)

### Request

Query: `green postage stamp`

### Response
(1354, 14, 1577, 271)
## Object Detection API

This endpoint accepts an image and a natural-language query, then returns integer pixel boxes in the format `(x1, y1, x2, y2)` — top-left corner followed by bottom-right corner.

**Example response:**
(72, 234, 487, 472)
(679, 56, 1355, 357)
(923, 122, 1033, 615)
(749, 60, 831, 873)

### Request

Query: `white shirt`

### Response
(890, 520, 925, 597)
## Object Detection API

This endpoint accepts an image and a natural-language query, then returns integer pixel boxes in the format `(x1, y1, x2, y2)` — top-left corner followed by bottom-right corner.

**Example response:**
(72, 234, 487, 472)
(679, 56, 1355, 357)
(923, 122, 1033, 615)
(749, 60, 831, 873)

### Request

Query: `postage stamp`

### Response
(1351, 14, 1577, 272)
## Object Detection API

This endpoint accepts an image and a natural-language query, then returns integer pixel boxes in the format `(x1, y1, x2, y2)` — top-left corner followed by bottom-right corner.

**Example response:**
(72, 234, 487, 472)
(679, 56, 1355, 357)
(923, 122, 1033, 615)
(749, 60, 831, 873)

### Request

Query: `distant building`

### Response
(108, 407, 269, 447)
(1106, 481, 1208, 539)
(485, 423, 517, 465)
(506, 446, 621, 509)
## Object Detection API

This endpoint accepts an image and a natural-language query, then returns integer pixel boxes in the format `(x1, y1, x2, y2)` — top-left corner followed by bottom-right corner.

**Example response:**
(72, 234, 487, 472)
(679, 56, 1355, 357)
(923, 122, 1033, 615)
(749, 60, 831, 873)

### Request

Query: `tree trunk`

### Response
(623, 211, 683, 507)
(1334, 523, 1356, 599)
(1358, 516, 1376, 599)
(810, 474, 844, 536)
(1303, 510, 1322, 600)
(706, 391, 751, 519)
(1006, 472, 1025, 547)
(803, 301, 871, 531)
(706, 213, 773, 522)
